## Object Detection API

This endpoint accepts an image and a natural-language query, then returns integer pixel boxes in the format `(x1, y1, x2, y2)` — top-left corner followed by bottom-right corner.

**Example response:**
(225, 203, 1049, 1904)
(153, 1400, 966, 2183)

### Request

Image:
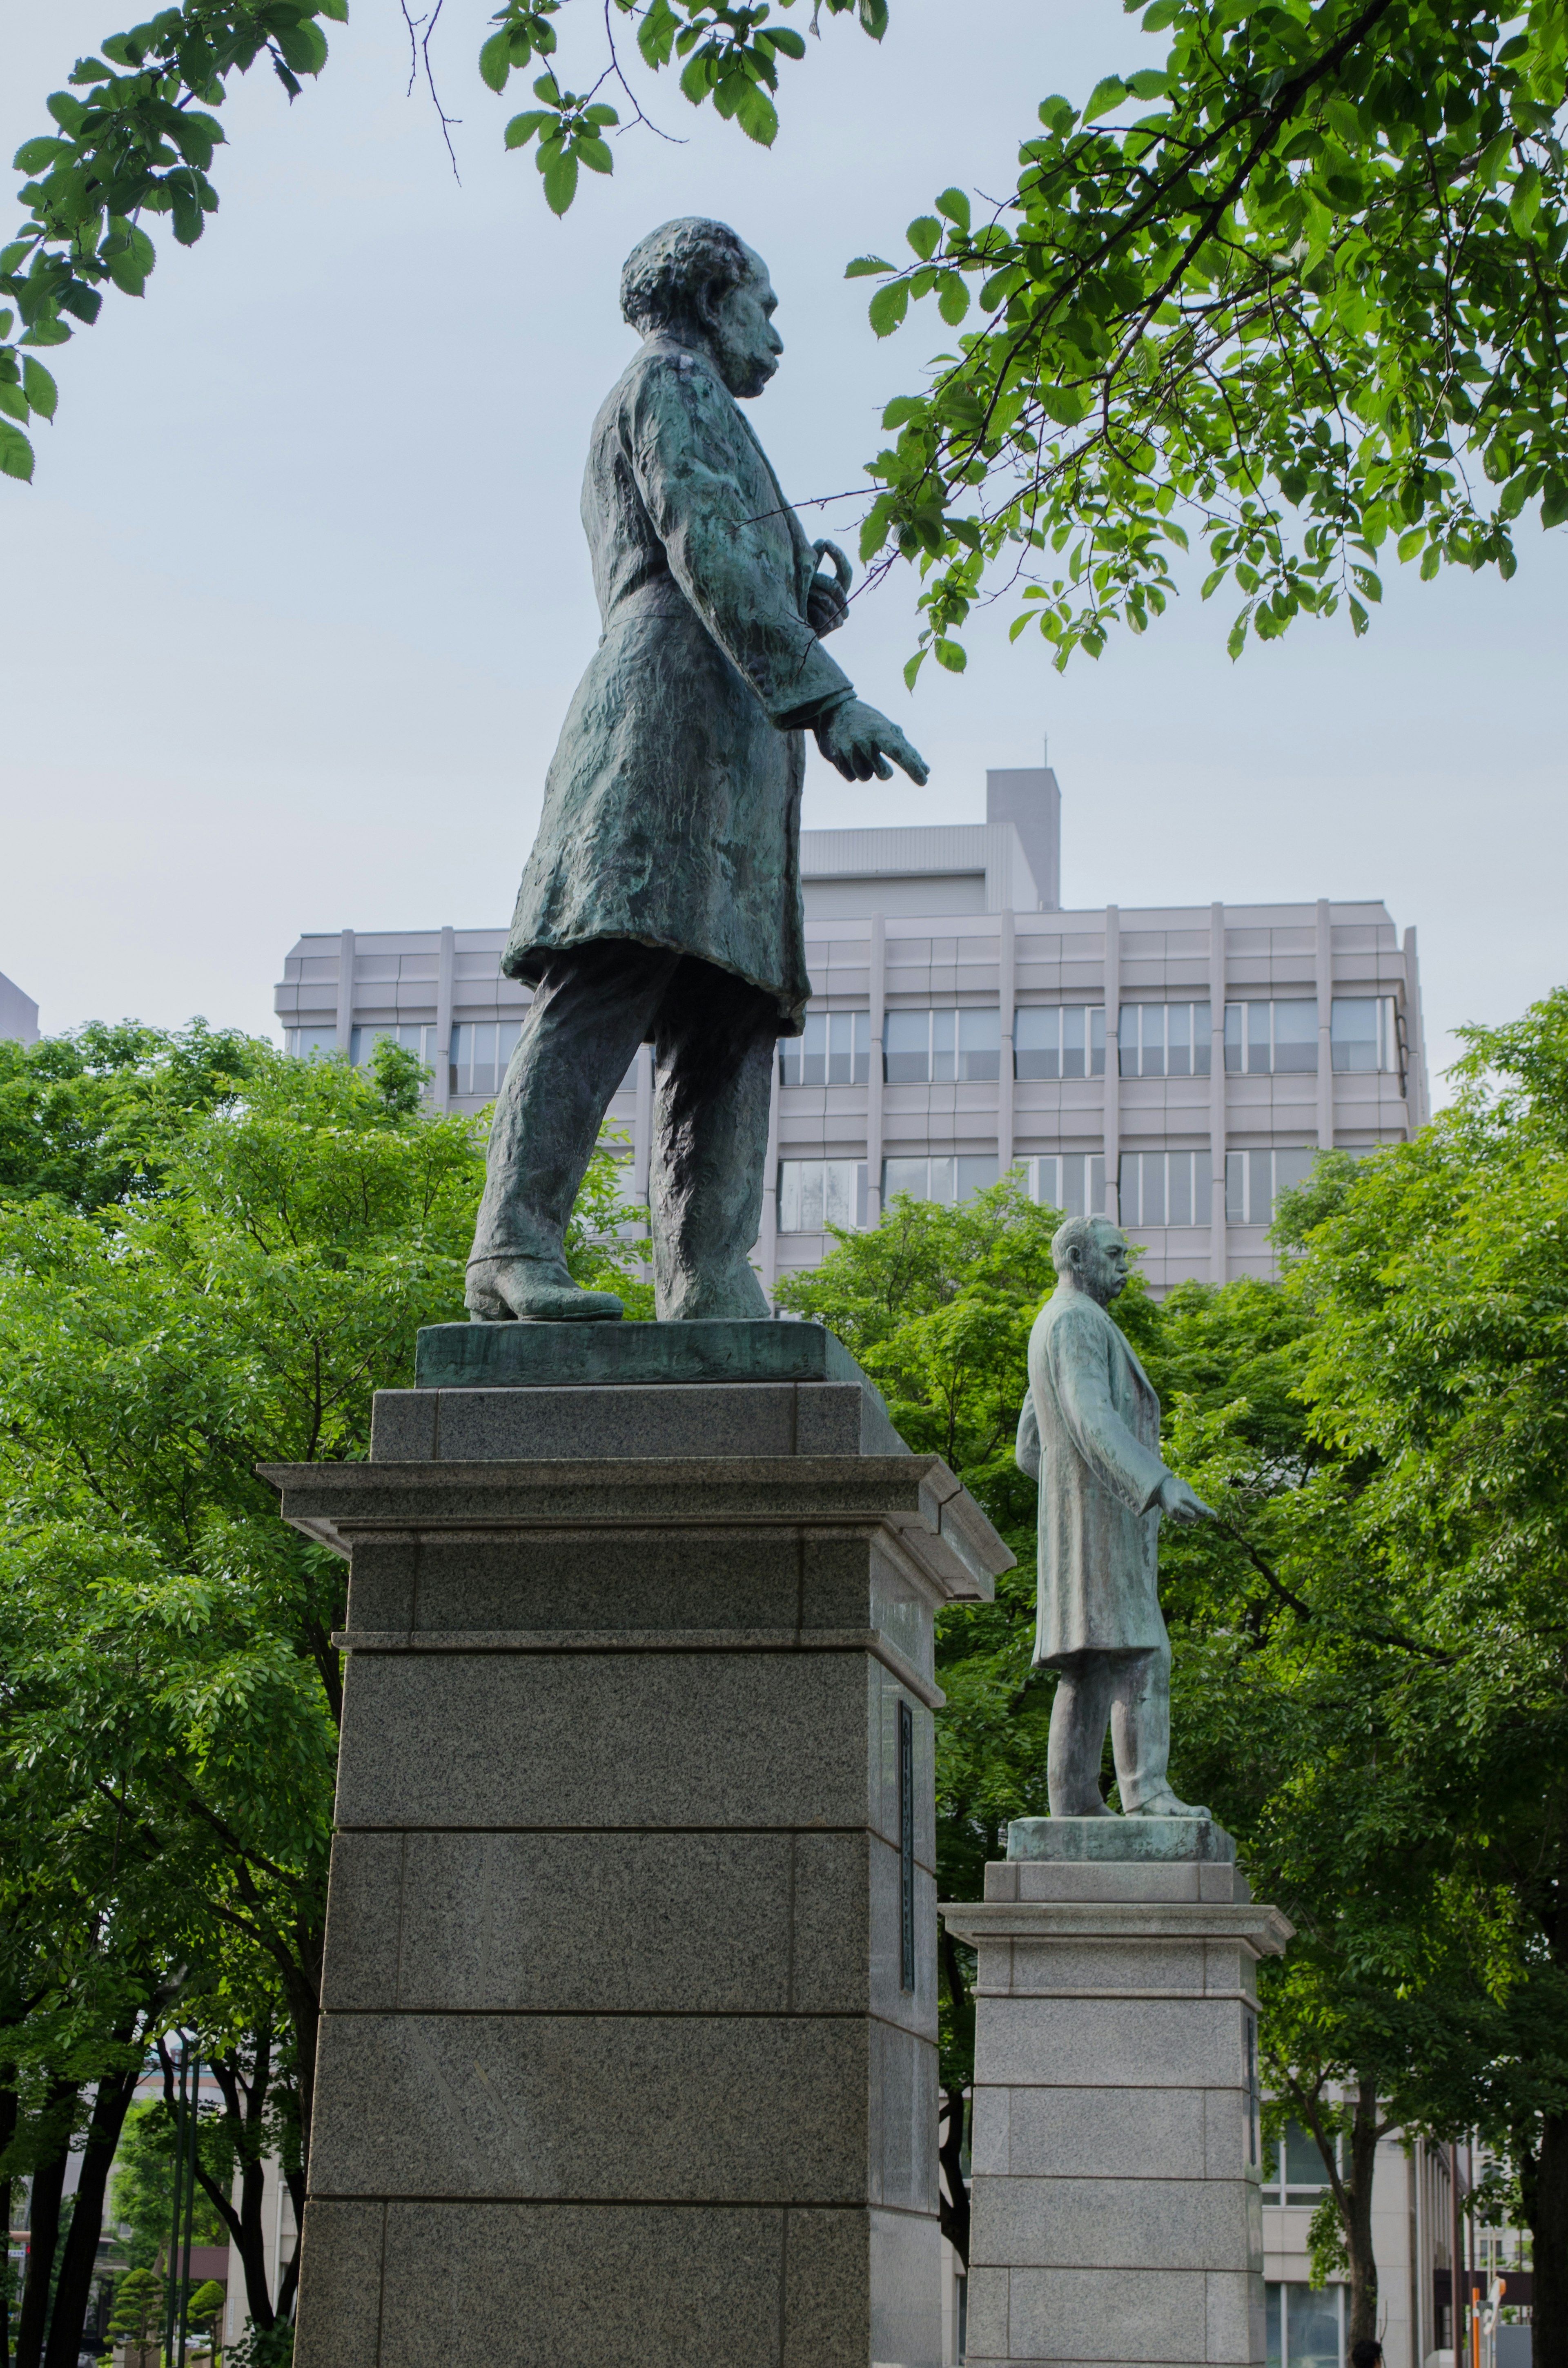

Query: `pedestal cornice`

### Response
(939, 1897, 1294, 1957)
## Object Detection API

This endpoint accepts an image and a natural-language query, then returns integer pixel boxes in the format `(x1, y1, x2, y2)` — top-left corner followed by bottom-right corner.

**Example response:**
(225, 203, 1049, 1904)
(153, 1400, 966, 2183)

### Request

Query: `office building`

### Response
(273, 760, 1428, 1295)
(0, 968, 39, 1047)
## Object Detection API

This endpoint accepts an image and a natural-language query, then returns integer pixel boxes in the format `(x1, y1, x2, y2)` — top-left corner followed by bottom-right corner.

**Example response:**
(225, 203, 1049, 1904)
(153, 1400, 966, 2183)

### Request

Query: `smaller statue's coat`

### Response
(1017, 1287, 1172, 1664)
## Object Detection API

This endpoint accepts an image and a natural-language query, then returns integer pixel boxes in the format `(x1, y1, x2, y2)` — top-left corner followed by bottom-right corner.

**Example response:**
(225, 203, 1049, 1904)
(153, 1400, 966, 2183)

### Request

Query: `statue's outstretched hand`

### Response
(1157, 1472, 1215, 1525)
(815, 698, 929, 785)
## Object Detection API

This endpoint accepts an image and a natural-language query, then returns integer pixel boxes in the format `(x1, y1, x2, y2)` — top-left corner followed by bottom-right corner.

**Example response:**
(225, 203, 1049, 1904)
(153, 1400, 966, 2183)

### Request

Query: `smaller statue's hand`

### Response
(814, 698, 929, 785)
(1157, 1471, 1215, 1524)
(807, 575, 849, 637)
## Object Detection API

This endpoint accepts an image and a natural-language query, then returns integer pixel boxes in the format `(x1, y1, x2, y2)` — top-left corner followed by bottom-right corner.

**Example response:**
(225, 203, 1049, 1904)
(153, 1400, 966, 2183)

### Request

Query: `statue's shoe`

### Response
(1126, 1789, 1212, 1820)
(466, 1258, 624, 1323)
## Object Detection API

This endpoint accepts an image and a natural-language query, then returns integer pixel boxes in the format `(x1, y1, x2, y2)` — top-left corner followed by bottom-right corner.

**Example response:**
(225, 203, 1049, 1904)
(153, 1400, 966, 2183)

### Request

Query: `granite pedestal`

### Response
(941, 1820, 1292, 2368)
(263, 1320, 1013, 2368)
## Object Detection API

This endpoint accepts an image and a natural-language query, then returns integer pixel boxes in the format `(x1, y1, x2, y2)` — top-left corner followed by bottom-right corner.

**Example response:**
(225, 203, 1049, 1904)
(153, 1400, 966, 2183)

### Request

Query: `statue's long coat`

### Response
(1016, 1287, 1172, 1665)
(503, 334, 854, 1032)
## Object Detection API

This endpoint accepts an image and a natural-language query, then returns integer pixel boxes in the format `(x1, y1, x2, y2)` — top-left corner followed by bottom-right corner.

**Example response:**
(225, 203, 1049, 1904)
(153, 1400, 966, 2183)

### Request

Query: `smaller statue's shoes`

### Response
(1126, 1788, 1212, 1820)
(466, 1257, 625, 1324)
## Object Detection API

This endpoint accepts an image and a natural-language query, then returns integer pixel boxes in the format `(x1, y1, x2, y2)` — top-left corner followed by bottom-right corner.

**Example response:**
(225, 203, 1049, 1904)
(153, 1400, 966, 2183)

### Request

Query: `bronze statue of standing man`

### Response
(466, 217, 928, 1324)
(1016, 1215, 1216, 1819)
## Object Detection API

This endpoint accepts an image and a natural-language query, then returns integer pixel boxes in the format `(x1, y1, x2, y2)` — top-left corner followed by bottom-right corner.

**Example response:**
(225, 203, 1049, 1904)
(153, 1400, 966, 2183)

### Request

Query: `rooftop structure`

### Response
(274, 760, 1428, 1295)
(0, 969, 39, 1047)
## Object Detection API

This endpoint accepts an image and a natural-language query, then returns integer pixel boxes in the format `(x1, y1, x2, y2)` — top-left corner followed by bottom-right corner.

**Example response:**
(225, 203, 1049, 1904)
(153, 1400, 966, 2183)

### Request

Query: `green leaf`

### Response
(505, 109, 554, 147)
(46, 91, 87, 134)
(19, 317, 72, 347)
(0, 243, 31, 275)
(769, 26, 806, 57)
(1082, 76, 1126, 123)
(903, 647, 928, 689)
(21, 357, 57, 419)
(906, 215, 941, 262)
(934, 637, 967, 672)
(317, 0, 349, 18)
(845, 254, 894, 279)
(868, 279, 910, 337)
(1348, 594, 1369, 636)
(1126, 69, 1167, 97)
(171, 194, 203, 245)
(271, 16, 328, 73)
(0, 382, 28, 422)
(1037, 384, 1087, 427)
(936, 274, 970, 327)
(479, 31, 514, 91)
(881, 395, 922, 429)
(935, 187, 971, 234)
(638, 0, 679, 67)
(0, 420, 34, 482)
(1141, 0, 1177, 26)
(576, 134, 613, 174)
(1396, 526, 1425, 562)
(1540, 475, 1568, 528)
(13, 139, 72, 175)
(1510, 163, 1541, 233)
(542, 145, 578, 214)
(734, 81, 779, 146)
(858, 0, 889, 38)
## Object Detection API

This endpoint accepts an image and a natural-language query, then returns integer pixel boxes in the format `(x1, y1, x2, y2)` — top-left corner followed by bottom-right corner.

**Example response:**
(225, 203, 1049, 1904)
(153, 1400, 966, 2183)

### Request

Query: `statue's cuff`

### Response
(779, 685, 856, 732)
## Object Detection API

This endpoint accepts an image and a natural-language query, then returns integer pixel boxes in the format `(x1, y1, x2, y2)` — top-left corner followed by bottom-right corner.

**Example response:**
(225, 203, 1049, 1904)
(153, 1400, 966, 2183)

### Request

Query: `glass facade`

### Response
(1225, 1001, 1319, 1075)
(349, 1023, 437, 1071)
(1225, 1146, 1318, 1225)
(1025, 1153, 1107, 1218)
(882, 1155, 1000, 1206)
(1331, 996, 1400, 1075)
(449, 1019, 523, 1100)
(1265, 2280, 1343, 2368)
(1119, 1002, 1212, 1078)
(777, 1159, 868, 1233)
(780, 1010, 872, 1087)
(285, 1026, 339, 1058)
(1014, 1004, 1107, 1079)
(1119, 1150, 1209, 1228)
(884, 1008, 1002, 1084)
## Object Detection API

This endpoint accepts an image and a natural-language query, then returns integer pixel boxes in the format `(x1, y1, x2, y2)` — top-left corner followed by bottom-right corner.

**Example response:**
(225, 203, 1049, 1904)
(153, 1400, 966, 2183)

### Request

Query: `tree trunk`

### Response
(0, 2068, 18, 2368)
(12, 2083, 80, 2368)
(1530, 2109, 1568, 2368)
(938, 2088, 971, 2268)
(186, 2038, 278, 2335)
(41, 2044, 143, 2368)
(1343, 2078, 1382, 2348)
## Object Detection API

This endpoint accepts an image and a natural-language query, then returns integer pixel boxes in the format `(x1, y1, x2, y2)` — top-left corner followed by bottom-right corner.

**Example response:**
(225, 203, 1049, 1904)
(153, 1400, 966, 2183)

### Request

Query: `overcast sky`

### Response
(2, 0, 1564, 1091)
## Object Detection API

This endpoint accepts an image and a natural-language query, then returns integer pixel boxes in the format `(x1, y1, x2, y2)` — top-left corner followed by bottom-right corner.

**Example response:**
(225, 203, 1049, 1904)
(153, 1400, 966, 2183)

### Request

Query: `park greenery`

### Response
(0, 1020, 643, 2366)
(1, 987, 1566, 2358)
(9, 0, 1568, 681)
(781, 984, 1568, 2361)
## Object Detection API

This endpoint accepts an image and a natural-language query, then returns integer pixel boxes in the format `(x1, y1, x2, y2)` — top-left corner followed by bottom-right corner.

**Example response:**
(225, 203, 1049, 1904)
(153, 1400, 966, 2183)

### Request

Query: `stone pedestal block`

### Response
(263, 1323, 1012, 2368)
(942, 1822, 1292, 2368)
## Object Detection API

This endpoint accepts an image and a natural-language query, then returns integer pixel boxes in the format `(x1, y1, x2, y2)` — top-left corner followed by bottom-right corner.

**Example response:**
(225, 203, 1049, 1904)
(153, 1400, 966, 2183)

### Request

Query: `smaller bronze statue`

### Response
(1016, 1215, 1215, 1819)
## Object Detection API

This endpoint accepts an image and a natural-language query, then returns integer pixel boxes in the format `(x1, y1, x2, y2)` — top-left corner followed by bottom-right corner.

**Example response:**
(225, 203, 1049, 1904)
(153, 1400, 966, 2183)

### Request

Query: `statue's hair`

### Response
(1051, 1213, 1118, 1274)
(620, 217, 753, 335)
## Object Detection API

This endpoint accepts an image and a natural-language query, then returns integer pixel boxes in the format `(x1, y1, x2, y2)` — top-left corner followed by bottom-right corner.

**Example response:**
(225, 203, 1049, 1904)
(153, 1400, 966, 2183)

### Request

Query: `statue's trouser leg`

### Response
(467, 938, 676, 1287)
(1046, 1654, 1119, 1814)
(1108, 1638, 1172, 1810)
(648, 958, 779, 1321)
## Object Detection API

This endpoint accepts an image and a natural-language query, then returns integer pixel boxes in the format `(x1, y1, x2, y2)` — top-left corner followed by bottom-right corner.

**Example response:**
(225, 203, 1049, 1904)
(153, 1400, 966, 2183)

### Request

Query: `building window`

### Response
(885, 1008, 1001, 1084)
(1118, 1003, 1212, 1078)
(1331, 996, 1400, 1074)
(284, 1027, 339, 1058)
(1266, 2281, 1344, 2368)
(450, 1019, 523, 1099)
(1119, 1151, 1208, 1228)
(780, 1010, 871, 1087)
(1024, 1154, 1106, 1218)
(1224, 1001, 1319, 1075)
(1262, 2119, 1337, 2206)
(777, 1159, 867, 1233)
(1225, 1146, 1317, 1225)
(349, 1024, 438, 1071)
(882, 1155, 1000, 1206)
(1014, 1005, 1107, 1080)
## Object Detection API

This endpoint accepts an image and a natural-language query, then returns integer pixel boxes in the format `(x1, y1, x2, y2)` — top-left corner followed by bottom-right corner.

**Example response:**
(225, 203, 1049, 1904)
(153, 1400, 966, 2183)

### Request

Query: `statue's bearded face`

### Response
(1076, 1221, 1131, 1305)
(703, 250, 784, 399)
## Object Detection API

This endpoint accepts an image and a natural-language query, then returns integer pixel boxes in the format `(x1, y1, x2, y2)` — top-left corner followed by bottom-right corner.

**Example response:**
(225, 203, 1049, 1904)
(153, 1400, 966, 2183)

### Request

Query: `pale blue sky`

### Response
(1, 0, 1563, 1089)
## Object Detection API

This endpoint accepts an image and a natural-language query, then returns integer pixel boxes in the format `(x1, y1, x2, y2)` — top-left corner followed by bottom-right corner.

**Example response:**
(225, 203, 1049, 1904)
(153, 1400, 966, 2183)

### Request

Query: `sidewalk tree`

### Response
(12, 4, 1568, 683)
